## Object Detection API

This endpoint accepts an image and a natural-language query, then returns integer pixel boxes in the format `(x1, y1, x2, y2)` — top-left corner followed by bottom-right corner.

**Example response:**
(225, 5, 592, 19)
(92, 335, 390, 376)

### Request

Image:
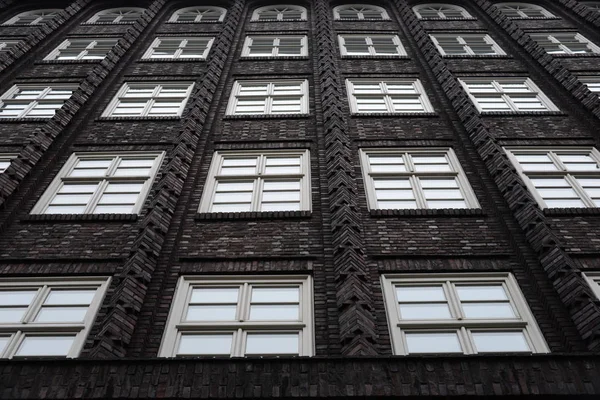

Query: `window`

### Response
(242, 35, 307, 57)
(168, 6, 226, 23)
(86, 7, 144, 24)
(582, 2, 600, 12)
(579, 76, 600, 96)
(430, 33, 506, 56)
(0, 84, 76, 119)
(252, 5, 307, 20)
(44, 38, 118, 61)
(102, 82, 194, 118)
(159, 275, 314, 357)
(333, 4, 389, 20)
(0, 39, 20, 54)
(142, 37, 214, 60)
(199, 150, 311, 213)
(381, 273, 549, 355)
(0, 154, 16, 173)
(2, 9, 61, 25)
(496, 3, 555, 18)
(459, 77, 558, 113)
(31, 152, 165, 215)
(0, 277, 110, 359)
(338, 34, 407, 56)
(359, 148, 479, 210)
(226, 80, 309, 115)
(529, 32, 600, 55)
(505, 147, 600, 208)
(413, 4, 473, 19)
(346, 79, 434, 113)
(584, 272, 600, 300)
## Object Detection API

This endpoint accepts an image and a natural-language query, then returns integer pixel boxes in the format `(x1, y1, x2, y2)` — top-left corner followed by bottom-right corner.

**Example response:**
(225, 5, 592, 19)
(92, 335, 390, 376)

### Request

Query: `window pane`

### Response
(396, 286, 446, 302)
(0, 336, 9, 354)
(35, 307, 89, 322)
(249, 305, 299, 320)
(16, 336, 75, 356)
(399, 303, 452, 319)
(44, 289, 96, 305)
(0, 308, 28, 323)
(178, 334, 232, 355)
(251, 287, 299, 303)
(405, 332, 462, 353)
(462, 303, 515, 318)
(472, 331, 530, 352)
(456, 285, 508, 301)
(186, 305, 237, 321)
(190, 287, 239, 303)
(0, 290, 36, 306)
(245, 333, 299, 354)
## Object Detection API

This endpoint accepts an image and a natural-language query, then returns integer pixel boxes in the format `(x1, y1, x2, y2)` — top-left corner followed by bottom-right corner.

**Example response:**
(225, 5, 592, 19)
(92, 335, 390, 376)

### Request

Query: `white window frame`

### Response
(529, 32, 600, 55)
(226, 80, 309, 115)
(30, 151, 165, 215)
(430, 33, 506, 56)
(141, 37, 215, 60)
(578, 76, 600, 96)
(583, 272, 600, 300)
(338, 34, 407, 56)
(459, 77, 559, 113)
(359, 148, 480, 210)
(496, 3, 556, 19)
(381, 273, 549, 355)
(0, 153, 17, 173)
(346, 79, 434, 114)
(241, 35, 308, 57)
(2, 9, 61, 25)
(168, 6, 227, 23)
(412, 4, 473, 19)
(198, 149, 311, 213)
(85, 7, 145, 24)
(159, 275, 314, 357)
(102, 82, 195, 118)
(0, 277, 110, 359)
(505, 147, 600, 209)
(43, 38, 119, 61)
(251, 5, 307, 21)
(0, 84, 77, 119)
(333, 4, 390, 20)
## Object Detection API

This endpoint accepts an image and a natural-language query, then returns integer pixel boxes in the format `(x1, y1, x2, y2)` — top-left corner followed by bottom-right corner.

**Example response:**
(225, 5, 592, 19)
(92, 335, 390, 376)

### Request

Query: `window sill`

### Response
(240, 56, 309, 61)
(0, 118, 51, 123)
(442, 54, 512, 59)
(418, 17, 477, 21)
(22, 214, 139, 222)
(96, 116, 182, 121)
(35, 59, 103, 64)
(507, 17, 561, 20)
(250, 19, 307, 22)
(164, 21, 223, 24)
(335, 18, 393, 22)
(369, 208, 484, 217)
(479, 111, 565, 116)
(546, 53, 600, 58)
(341, 55, 410, 60)
(543, 207, 600, 216)
(223, 114, 310, 120)
(195, 211, 311, 220)
(137, 58, 207, 63)
(80, 22, 137, 26)
(350, 112, 437, 118)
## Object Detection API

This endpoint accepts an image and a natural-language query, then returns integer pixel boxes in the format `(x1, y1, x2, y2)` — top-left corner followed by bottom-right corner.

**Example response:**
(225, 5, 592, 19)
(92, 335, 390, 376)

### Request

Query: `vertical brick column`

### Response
(312, 0, 377, 355)
(87, 0, 245, 358)
(391, 0, 600, 351)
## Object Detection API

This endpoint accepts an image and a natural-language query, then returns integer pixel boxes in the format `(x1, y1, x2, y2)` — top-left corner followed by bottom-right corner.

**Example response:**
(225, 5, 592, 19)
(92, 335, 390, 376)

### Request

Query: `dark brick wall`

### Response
(0, 0, 599, 396)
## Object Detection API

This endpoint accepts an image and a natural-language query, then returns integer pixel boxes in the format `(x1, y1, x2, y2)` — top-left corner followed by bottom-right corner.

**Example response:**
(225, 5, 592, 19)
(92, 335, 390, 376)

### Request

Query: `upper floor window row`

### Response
(169, 6, 227, 23)
(2, 9, 61, 25)
(44, 38, 119, 61)
(496, 3, 556, 19)
(85, 8, 145, 24)
(413, 4, 473, 19)
(0, 84, 77, 119)
(252, 5, 307, 21)
(333, 4, 389, 20)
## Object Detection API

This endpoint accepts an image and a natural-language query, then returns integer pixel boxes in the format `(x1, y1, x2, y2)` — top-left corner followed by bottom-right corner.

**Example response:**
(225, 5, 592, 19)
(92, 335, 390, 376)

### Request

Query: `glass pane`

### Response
(35, 306, 88, 323)
(0, 290, 36, 306)
(472, 331, 531, 352)
(245, 333, 299, 354)
(249, 304, 299, 320)
(186, 305, 237, 321)
(399, 303, 452, 319)
(16, 336, 75, 356)
(178, 334, 232, 355)
(462, 303, 516, 319)
(396, 286, 446, 302)
(251, 287, 299, 303)
(0, 336, 9, 354)
(190, 288, 239, 303)
(457, 285, 508, 301)
(405, 332, 462, 353)
(0, 308, 28, 323)
(44, 289, 96, 305)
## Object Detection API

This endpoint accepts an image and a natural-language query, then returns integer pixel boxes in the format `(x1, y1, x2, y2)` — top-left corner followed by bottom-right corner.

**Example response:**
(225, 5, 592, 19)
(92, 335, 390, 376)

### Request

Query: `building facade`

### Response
(0, 0, 600, 397)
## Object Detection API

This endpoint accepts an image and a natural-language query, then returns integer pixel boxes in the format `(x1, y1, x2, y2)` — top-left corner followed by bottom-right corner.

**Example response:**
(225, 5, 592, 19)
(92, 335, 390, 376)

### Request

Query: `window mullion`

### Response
(410, 175, 427, 208)
(21, 286, 48, 323)
(86, 180, 108, 214)
(566, 174, 596, 207)
(460, 326, 476, 354)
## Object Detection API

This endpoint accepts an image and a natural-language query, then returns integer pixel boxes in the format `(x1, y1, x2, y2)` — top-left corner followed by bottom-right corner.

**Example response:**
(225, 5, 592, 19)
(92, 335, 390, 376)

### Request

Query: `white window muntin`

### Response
(579, 76, 600, 95)
(199, 150, 311, 213)
(226, 80, 309, 115)
(0, 277, 110, 359)
(142, 37, 215, 60)
(412, 4, 473, 19)
(168, 7, 227, 23)
(529, 32, 600, 55)
(359, 148, 479, 210)
(381, 273, 549, 355)
(251, 5, 307, 21)
(333, 4, 389, 20)
(459, 77, 558, 113)
(44, 38, 119, 61)
(86, 7, 145, 24)
(505, 147, 600, 209)
(30, 152, 165, 215)
(102, 82, 195, 118)
(2, 9, 61, 25)
(0, 154, 16, 173)
(430, 34, 506, 56)
(0, 84, 77, 119)
(338, 34, 407, 56)
(159, 275, 314, 357)
(242, 35, 308, 57)
(583, 272, 600, 300)
(346, 79, 434, 114)
(496, 3, 555, 18)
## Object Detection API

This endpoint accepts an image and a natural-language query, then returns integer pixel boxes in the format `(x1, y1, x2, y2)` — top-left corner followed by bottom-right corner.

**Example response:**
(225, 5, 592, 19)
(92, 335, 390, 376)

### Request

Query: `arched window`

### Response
(2, 9, 61, 25)
(582, 1, 600, 12)
(413, 4, 473, 19)
(86, 7, 145, 24)
(333, 4, 389, 20)
(495, 3, 555, 18)
(252, 5, 307, 21)
(169, 6, 227, 23)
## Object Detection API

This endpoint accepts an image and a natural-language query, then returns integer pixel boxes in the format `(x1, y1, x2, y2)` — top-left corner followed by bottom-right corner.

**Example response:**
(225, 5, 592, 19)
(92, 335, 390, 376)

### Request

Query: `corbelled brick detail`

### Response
(560, 0, 600, 28)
